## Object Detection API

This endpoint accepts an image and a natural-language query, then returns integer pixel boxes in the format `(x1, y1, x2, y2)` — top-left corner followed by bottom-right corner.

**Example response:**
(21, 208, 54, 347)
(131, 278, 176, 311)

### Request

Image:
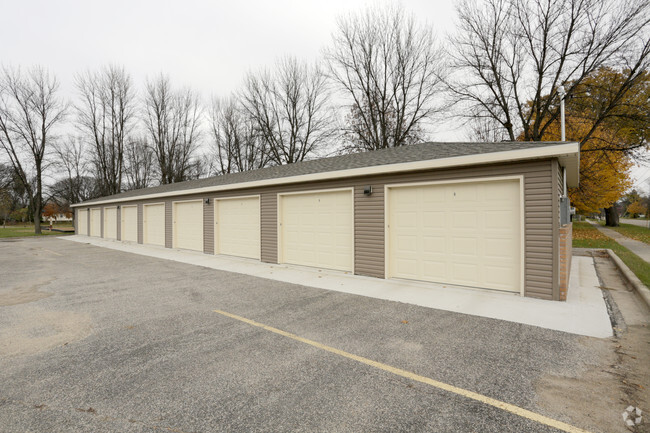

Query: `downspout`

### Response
(559, 86, 568, 198)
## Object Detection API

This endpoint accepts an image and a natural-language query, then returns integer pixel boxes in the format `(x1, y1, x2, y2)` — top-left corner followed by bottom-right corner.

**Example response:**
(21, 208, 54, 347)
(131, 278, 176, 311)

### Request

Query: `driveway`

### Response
(0, 237, 644, 433)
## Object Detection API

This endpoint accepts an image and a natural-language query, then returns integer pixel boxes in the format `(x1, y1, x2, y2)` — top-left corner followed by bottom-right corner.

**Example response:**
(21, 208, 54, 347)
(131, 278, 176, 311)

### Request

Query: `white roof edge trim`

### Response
(73, 143, 579, 207)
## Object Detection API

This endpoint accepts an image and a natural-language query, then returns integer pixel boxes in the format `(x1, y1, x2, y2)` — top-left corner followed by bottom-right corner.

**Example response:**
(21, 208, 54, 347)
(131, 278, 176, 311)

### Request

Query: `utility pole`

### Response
(558, 85, 566, 142)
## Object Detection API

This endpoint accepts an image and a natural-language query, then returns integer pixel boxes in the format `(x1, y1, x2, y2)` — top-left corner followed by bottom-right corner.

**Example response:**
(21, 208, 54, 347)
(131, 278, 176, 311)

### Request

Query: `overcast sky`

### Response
(0, 0, 457, 110)
(2, 0, 647, 190)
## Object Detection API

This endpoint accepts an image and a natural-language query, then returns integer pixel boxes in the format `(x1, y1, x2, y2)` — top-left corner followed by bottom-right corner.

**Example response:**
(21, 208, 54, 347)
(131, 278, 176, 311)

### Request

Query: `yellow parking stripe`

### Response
(214, 309, 592, 433)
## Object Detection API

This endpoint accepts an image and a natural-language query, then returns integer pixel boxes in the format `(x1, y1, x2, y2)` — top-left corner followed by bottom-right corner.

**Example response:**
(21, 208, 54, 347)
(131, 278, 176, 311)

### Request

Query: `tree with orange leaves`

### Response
(627, 201, 646, 218)
(541, 116, 634, 214)
(42, 202, 61, 224)
(538, 68, 649, 225)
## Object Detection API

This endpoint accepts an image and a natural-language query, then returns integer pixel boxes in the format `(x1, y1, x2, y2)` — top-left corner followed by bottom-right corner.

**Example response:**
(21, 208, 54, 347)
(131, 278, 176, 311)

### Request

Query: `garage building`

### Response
(72, 141, 579, 301)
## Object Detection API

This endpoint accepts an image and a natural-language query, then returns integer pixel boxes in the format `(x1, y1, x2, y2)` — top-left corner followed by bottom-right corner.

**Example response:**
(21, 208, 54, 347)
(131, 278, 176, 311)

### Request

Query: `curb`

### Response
(606, 249, 650, 310)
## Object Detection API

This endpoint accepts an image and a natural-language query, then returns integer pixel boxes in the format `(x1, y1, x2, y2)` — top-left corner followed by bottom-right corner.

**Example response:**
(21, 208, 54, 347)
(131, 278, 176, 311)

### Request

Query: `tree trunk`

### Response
(33, 205, 41, 233)
(604, 206, 619, 227)
(33, 168, 42, 234)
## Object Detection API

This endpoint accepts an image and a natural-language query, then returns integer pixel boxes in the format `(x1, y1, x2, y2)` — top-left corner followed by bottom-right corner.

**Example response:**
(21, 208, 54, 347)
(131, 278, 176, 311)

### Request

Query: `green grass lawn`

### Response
(0, 225, 71, 238)
(573, 222, 650, 288)
(597, 222, 650, 244)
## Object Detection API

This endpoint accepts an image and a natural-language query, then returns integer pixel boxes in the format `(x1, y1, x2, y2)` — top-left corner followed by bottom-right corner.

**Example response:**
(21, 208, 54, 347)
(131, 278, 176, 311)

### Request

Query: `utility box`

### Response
(560, 197, 571, 225)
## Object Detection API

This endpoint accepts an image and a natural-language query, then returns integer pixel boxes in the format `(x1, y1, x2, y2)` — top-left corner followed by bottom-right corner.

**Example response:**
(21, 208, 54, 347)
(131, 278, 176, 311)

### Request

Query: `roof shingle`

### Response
(80, 141, 567, 205)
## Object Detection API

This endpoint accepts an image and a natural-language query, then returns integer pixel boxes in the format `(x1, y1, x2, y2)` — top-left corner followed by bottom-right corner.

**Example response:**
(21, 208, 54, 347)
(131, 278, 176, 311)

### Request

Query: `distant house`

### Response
(42, 212, 73, 223)
(72, 141, 579, 302)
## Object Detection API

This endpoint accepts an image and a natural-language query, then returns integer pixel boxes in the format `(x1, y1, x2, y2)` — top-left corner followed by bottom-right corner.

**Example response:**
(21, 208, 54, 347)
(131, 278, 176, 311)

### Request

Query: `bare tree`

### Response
(75, 65, 136, 196)
(467, 117, 511, 142)
(449, 0, 650, 143)
(325, 4, 446, 151)
(186, 153, 212, 180)
(51, 135, 97, 210)
(240, 57, 334, 165)
(209, 97, 270, 174)
(143, 75, 202, 184)
(0, 163, 13, 227)
(0, 66, 67, 234)
(124, 136, 155, 190)
(0, 163, 12, 190)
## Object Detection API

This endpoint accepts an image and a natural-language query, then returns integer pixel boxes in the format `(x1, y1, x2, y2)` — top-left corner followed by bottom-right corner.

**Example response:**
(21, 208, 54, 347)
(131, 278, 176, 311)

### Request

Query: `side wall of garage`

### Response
(77, 159, 558, 300)
(204, 200, 214, 254)
(116, 207, 121, 241)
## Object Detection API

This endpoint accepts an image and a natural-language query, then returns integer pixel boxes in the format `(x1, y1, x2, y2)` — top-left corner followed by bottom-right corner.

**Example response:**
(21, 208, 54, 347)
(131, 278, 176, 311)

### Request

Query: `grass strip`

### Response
(573, 222, 650, 288)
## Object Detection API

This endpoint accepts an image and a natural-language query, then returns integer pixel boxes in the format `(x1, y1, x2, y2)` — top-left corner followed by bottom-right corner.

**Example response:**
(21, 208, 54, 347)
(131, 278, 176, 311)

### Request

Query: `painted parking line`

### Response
(41, 248, 63, 256)
(214, 309, 592, 433)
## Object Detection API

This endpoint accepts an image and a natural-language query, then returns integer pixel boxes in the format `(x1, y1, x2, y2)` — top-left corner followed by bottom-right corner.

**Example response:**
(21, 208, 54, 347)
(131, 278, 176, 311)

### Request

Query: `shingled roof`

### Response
(77, 141, 574, 205)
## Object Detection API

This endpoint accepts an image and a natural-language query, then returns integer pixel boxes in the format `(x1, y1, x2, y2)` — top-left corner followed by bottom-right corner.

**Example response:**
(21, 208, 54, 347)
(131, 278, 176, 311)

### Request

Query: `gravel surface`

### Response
(0, 237, 617, 432)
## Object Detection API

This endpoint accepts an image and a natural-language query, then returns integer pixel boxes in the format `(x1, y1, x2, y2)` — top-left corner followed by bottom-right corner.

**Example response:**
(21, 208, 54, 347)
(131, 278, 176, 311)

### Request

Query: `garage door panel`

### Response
(90, 209, 101, 237)
(452, 212, 478, 229)
(389, 179, 521, 293)
(216, 197, 260, 259)
(485, 238, 517, 257)
(453, 238, 477, 255)
(144, 204, 165, 246)
(280, 190, 353, 272)
(78, 210, 88, 235)
(423, 236, 444, 253)
(174, 201, 203, 252)
(452, 184, 477, 201)
(485, 183, 515, 200)
(121, 206, 138, 242)
(104, 208, 117, 240)
(485, 265, 517, 285)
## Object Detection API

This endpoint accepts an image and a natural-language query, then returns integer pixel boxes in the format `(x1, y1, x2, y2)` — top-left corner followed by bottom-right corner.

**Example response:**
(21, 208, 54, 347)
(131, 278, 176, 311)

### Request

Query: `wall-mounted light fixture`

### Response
(117, 205, 120, 209)
(205, 198, 210, 204)
(86, 208, 90, 211)
(363, 185, 373, 196)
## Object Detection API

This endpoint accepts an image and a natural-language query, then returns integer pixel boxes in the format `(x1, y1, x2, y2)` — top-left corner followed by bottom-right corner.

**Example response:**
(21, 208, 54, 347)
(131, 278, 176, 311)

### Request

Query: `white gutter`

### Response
(73, 143, 580, 208)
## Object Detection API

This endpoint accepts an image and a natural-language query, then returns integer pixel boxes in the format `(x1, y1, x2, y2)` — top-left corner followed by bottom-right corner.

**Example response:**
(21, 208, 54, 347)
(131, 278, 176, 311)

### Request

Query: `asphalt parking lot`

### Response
(0, 237, 644, 432)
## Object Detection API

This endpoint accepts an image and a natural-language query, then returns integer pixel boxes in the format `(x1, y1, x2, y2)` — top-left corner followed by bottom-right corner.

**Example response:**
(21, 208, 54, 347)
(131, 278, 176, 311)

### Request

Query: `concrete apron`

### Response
(62, 236, 613, 339)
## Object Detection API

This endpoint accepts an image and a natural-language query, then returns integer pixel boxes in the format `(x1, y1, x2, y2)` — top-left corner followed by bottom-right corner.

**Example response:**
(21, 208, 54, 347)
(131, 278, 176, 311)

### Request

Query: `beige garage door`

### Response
(387, 179, 521, 293)
(173, 200, 203, 252)
(103, 207, 117, 239)
(280, 189, 353, 272)
(90, 208, 101, 237)
(215, 196, 260, 259)
(121, 205, 138, 242)
(77, 209, 88, 235)
(143, 203, 165, 246)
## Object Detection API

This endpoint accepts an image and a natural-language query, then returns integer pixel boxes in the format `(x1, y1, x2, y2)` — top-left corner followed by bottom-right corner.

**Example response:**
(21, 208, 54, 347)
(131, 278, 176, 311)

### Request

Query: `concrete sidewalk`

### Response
(591, 221, 650, 262)
(62, 236, 613, 338)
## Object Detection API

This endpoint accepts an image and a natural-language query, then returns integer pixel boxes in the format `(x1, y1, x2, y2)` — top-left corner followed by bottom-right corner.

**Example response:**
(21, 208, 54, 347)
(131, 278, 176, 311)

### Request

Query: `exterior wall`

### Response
(116, 207, 121, 241)
(261, 192, 278, 263)
(559, 223, 572, 301)
(99, 207, 104, 238)
(354, 184, 385, 278)
(556, 159, 572, 301)
(551, 162, 560, 299)
(165, 200, 172, 249)
(137, 203, 143, 244)
(204, 199, 214, 254)
(75, 159, 558, 300)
